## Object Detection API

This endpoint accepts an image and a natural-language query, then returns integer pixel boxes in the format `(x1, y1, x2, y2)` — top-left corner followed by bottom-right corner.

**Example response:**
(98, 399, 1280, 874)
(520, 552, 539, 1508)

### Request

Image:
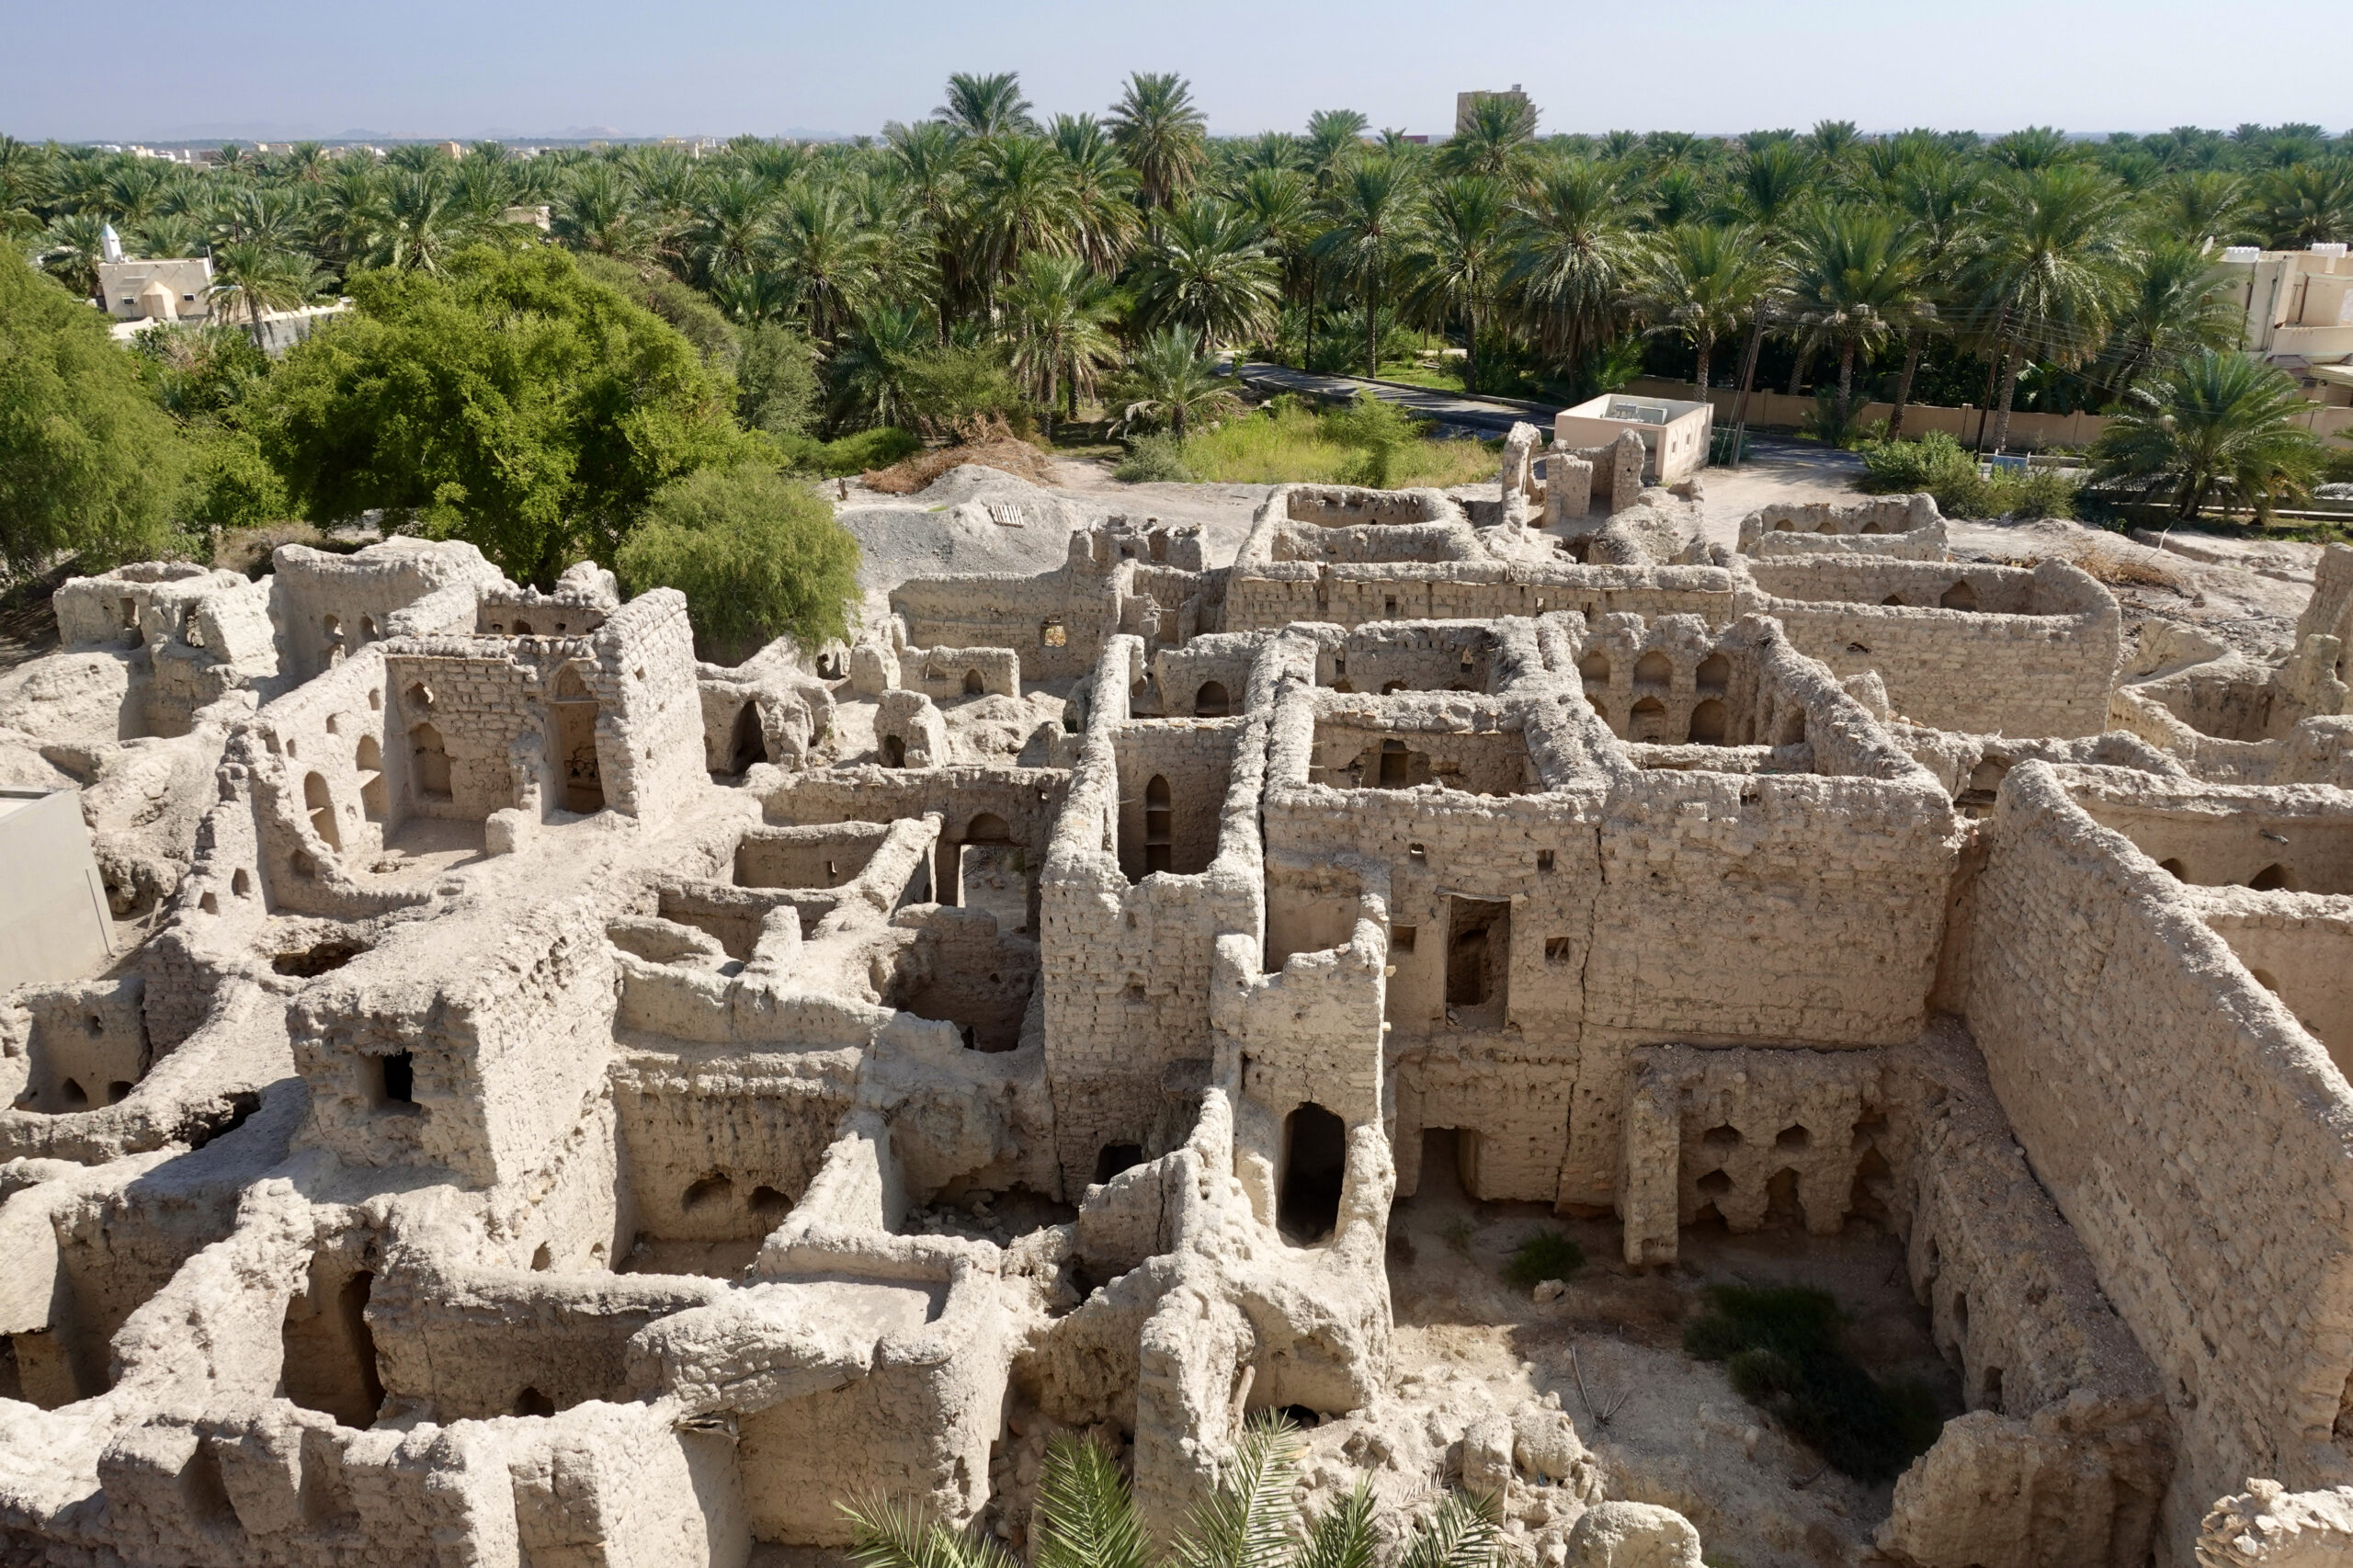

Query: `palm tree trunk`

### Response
(1366, 273, 1380, 379)
(1691, 330, 1712, 400)
(1730, 318, 1765, 436)
(1989, 341, 2020, 454)
(1889, 333, 1921, 440)
(1303, 271, 1317, 374)
(1836, 337, 1856, 432)
(1786, 344, 1809, 397)
(1464, 305, 1479, 395)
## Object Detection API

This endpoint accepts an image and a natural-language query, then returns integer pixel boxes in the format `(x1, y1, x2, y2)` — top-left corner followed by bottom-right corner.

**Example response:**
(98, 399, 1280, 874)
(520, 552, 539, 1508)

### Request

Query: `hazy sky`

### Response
(9, 0, 2348, 142)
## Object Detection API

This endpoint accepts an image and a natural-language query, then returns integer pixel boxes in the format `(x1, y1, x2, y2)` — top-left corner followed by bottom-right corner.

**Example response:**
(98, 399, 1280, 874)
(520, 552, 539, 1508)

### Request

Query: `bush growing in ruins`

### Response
(1683, 1285, 1941, 1483)
(616, 462, 859, 661)
(0, 249, 192, 576)
(254, 244, 749, 585)
(1500, 1230, 1586, 1290)
(1854, 430, 2078, 520)
(1114, 432, 1194, 483)
(847, 1417, 1499, 1568)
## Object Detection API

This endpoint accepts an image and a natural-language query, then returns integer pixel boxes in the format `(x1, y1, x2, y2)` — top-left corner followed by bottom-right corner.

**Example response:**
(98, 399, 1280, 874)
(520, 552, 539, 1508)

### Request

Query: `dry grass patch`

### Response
(861, 415, 1059, 494)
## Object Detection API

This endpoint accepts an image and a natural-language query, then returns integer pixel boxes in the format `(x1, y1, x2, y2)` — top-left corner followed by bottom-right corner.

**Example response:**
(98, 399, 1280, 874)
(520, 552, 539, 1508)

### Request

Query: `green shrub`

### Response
(900, 345, 1037, 441)
(1854, 431, 2077, 520)
(1684, 1285, 1941, 1483)
(777, 426, 923, 478)
(1501, 1230, 1586, 1289)
(177, 426, 291, 543)
(615, 462, 860, 663)
(2324, 446, 2353, 486)
(735, 323, 820, 438)
(1324, 392, 1422, 488)
(1115, 433, 1194, 483)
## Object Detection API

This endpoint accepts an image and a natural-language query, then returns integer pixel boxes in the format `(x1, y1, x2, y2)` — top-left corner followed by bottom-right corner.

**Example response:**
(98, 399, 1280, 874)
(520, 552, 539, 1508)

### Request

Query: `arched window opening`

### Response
(963, 668, 984, 696)
(513, 619, 534, 636)
(1143, 775, 1173, 875)
(1577, 650, 1610, 686)
(1695, 653, 1731, 693)
(303, 772, 341, 850)
(1278, 1103, 1347, 1244)
(965, 812, 1011, 843)
(2248, 863, 2294, 892)
(405, 681, 435, 713)
(355, 735, 386, 822)
(2157, 858, 2187, 880)
(1630, 695, 1668, 743)
(1938, 580, 1979, 612)
(1377, 738, 1409, 789)
(410, 722, 452, 801)
(1688, 699, 1728, 744)
(1095, 1143, 1145, 1185)
(1882, 594, 1905, 606)
(727, 701, 765, 776)
(1633, 651, 1673, 687)
(1195, 680, 1230, 717)
(881, 733, 906, 768)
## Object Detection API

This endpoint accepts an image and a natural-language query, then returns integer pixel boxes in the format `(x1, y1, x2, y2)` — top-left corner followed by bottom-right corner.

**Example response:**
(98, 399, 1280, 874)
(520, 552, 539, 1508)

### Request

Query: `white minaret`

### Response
(98, 222, 124, 262)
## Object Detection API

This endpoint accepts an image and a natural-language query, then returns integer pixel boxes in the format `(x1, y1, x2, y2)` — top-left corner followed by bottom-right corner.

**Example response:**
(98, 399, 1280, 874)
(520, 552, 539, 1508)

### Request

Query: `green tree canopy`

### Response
(254, 244, 747, 584)
(0, 249, 189, 575)
(614, 462, 860, 662)
(2088, 350, 2325, 521)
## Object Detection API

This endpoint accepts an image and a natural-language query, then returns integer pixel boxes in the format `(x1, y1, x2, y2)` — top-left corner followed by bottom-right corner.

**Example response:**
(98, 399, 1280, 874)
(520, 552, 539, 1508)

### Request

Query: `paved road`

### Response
(1229, 360, 1563, 436)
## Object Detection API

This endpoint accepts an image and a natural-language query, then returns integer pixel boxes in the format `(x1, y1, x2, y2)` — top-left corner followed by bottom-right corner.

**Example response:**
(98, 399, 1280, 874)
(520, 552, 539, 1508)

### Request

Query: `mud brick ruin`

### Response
(6, 433, 2353, 1567)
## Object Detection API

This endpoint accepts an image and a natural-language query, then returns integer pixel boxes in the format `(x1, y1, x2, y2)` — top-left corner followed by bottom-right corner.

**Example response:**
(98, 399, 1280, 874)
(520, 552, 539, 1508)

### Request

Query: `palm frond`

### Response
(1034, 1435, 1149, 1568)
(1397, 1491, 1498, 1568)
(1298, 1479, 1381, 1568)
(1174, 1413, 1302, 1568)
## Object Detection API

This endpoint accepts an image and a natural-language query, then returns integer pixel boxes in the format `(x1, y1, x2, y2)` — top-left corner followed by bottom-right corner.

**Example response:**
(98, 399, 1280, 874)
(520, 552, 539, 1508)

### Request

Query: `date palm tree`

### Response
(1625, 221, 1775, 395)
(1111, 326, 1243, 437)
(1781, 206, 1934, 436)
(208, 241, 326, 346)
(39, 212, 109, 300)
(1110, 72, 1209, 210)
(768, 183, 883, 346)
(1001, 251, 1120, 427)
(687, 170, 779, 287)
(1961, 165, 2131, 452)
(2257, 162, 2353, 248)
(829, 303, 932, 430)
(2088, 350, 2324, 521)
(846, 1418, 1495, 1568)
(885, 119, 973, 334)
(369, 162, 473, 273)
(1302, 111, 1370, 196)
(1313, 157, 1423, 377)
(2143, 170, 2253, 250)
(971, 134, 1077, 295)
(555, 161, 654, 261)
(1439, 96, 1539, 184)
(2091, 241, 2240, 406)
(1404, 176, 1510, 392)
(938, 72, 1036, 142)
(1230, 166, 1322, 369)
(1051, 115, 1143, 273)
(1506, 159, 1640, 380)
(1135, 199, 1281, 354)
(1882, 153, 1983, 437)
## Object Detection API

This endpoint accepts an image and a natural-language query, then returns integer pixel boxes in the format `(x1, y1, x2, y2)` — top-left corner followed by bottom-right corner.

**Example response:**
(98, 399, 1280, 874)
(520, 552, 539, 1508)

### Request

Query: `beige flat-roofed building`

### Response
(2221, 244, 2353, 394)
(1555, 392, 1713, 485)
(96, 256, 211, 322)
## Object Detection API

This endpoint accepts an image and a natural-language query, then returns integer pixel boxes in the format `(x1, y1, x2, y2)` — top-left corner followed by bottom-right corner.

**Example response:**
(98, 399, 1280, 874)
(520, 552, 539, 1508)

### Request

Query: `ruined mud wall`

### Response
(1968, 764, 2353, 1548)
(1746, 559, 2119, 737)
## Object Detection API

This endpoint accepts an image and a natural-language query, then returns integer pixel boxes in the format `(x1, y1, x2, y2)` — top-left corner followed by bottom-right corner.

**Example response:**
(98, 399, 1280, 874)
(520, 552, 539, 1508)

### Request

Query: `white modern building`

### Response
(2219, 243, 2353, 405)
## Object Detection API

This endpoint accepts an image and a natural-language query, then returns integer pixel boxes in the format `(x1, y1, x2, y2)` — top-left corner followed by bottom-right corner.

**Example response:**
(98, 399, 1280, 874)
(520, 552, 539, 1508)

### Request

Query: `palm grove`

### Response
(6, 81, 2352, 642)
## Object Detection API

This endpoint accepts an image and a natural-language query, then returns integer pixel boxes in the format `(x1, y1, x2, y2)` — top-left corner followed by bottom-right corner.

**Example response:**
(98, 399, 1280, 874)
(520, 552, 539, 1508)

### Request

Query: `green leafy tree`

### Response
(0, 251, 190, 574)
(847, 1419, 1496, 1568)
(614, 462, 859, 661)
(1109, 72, 1210, 210)
(254, 244, 746, 584)
(828, 303, 932, 431)
(1000, 252, 1121, 427)
(767, 183, 884, 345)
(2093, 241, 2240, 406)
(2088, 350, 2325, 521)
(736, 322, 820, 437)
